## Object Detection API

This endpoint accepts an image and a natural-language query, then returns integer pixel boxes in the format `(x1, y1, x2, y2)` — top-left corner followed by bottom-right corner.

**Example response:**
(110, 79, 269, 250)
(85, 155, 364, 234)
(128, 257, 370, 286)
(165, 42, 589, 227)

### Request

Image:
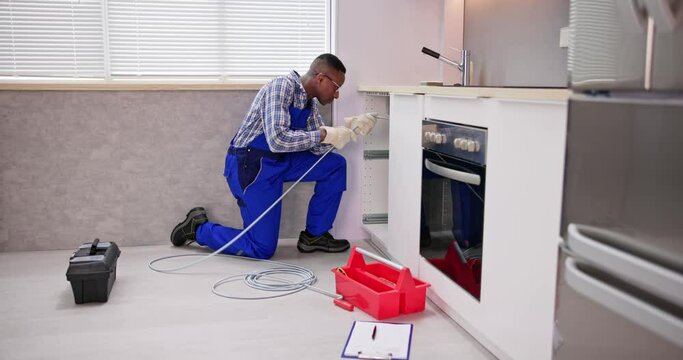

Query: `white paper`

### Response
(342, 321, 413, 360)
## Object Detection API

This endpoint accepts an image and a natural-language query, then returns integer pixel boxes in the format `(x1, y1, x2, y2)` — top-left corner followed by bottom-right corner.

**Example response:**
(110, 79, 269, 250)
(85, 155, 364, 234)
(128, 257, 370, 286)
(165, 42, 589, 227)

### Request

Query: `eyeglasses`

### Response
(317, 72, 341, 91)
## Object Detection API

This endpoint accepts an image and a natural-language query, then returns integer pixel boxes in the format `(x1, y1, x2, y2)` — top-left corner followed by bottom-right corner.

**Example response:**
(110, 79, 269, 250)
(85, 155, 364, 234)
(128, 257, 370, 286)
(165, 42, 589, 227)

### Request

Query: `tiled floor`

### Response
(0, 241, 495, 359)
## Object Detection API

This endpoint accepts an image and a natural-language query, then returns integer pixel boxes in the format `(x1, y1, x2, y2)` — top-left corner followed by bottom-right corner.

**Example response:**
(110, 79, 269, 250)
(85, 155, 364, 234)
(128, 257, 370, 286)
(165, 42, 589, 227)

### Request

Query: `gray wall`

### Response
(0, 90, 327, 252)
(464, 0, 569, 87)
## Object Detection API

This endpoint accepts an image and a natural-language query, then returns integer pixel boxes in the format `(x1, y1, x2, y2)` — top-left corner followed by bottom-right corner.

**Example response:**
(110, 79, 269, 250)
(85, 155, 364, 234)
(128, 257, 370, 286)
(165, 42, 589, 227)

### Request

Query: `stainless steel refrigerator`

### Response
(554, 0, 683, 359)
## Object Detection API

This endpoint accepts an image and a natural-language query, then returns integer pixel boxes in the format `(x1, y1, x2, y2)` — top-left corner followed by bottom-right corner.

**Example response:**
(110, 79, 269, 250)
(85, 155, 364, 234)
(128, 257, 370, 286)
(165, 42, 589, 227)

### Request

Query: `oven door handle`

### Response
(424, 159, 481, 185)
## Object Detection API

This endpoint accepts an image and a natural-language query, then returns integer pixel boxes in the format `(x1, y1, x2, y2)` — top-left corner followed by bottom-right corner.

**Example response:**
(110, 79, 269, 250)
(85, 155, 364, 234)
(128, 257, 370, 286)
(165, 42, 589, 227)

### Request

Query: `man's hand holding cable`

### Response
(344, 112, 378, 136)
(320, 126, 356, 149)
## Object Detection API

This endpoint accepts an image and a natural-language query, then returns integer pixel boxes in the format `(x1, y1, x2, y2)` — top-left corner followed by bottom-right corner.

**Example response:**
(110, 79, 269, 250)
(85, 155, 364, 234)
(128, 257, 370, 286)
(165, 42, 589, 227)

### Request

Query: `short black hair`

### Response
(313, 53, 346, 74)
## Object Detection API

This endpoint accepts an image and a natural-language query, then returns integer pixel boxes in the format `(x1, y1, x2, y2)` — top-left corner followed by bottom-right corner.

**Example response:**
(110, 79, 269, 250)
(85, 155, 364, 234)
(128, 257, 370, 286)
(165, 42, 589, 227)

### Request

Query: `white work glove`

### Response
(321, 126, 356, 149)
(344, 112, 378, 136)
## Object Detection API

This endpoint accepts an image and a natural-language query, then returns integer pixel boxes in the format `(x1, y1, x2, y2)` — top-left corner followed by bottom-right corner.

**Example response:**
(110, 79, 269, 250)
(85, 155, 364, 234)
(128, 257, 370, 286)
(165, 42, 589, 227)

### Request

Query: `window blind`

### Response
(0, 0, 105, 78)
(223, 0, 327, 77)
(107, 0, 224, 77)
(1, 0, 328, 81)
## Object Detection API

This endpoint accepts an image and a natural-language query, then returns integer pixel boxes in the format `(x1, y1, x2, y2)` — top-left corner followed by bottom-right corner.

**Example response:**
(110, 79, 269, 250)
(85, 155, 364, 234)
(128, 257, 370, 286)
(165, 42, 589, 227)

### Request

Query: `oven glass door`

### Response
(421, 148, 485, 300)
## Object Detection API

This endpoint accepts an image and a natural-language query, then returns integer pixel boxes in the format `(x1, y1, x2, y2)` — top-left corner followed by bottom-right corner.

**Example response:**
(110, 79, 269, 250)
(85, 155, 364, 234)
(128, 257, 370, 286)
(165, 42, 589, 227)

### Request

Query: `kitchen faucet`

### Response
(421, 46, 471, 87)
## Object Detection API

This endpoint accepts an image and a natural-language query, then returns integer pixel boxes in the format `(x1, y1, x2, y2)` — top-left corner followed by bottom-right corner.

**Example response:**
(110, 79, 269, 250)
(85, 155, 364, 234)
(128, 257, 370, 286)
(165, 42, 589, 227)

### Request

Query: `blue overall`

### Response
(195, 105, 346, 259)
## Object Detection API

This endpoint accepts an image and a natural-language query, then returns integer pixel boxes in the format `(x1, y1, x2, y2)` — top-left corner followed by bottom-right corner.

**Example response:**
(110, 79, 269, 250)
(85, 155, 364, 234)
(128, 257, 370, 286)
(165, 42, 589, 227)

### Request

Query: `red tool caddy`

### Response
(332, 246, 431, 320)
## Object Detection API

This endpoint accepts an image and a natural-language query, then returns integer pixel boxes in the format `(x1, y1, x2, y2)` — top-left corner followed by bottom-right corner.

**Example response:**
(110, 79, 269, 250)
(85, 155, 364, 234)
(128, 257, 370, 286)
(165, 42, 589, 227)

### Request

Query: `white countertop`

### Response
(358, 84, 570, 102)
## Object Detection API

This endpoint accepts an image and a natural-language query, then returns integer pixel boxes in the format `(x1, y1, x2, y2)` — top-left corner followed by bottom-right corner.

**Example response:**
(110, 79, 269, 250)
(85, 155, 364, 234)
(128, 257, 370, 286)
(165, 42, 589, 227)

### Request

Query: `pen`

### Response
(372, 325, 377, 340)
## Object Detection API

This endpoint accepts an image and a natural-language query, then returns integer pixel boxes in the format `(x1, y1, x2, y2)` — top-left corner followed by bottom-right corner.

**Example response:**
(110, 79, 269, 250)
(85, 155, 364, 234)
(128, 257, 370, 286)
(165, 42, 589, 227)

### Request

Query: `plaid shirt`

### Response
(232, 70, 332, 155)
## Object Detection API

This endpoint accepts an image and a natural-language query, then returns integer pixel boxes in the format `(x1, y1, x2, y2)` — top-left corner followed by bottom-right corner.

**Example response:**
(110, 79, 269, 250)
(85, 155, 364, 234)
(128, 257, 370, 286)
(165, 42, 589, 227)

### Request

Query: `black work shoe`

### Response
(297, 230, 350, 253)
(170, 207, 208, 247)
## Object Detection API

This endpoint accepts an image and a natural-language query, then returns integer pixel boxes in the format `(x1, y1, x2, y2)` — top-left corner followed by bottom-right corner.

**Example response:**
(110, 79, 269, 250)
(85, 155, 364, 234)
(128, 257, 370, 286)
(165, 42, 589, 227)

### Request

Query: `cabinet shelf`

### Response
(363, 150, 389, 159)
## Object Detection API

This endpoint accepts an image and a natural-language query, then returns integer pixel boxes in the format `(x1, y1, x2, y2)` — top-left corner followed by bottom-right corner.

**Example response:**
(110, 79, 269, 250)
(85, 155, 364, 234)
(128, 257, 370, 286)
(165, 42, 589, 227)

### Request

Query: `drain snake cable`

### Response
(149, 143, 345, 301)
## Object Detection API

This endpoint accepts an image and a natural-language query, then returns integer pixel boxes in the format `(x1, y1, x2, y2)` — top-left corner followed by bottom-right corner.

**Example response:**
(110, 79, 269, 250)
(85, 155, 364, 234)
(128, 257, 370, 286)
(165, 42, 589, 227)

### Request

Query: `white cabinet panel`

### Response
(387, 94, 424, 272)
(362, 158, 389, 223)
(425, 95, 491, 128)
(481, 99, 567, 360)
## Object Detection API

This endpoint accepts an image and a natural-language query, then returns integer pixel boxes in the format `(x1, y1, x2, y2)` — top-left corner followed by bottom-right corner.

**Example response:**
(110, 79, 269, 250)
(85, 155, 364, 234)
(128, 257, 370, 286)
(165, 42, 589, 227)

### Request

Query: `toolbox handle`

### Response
(89, 238, 100, 255)
(355, 247, 405, 270)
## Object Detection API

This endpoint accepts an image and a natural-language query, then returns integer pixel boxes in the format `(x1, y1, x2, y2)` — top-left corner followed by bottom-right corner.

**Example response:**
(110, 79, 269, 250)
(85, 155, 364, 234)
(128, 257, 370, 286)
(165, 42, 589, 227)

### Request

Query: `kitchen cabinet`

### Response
(359, 92, 391, 252)
(358, 86, 569, 360)
(358, 92, 426, 272)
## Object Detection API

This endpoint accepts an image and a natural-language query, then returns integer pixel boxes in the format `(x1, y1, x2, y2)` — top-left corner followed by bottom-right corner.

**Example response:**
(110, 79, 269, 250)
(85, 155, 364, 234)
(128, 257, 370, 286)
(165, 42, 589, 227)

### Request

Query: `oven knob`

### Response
(459, 138, 469, 150)
(429, 132, 438, 143)
(435, 133, 446, 144)
(438, 134, 447, 144)
(453, 138, 462, 149)
(467, 140, 476, 152)
(424, 132, 432, 141)
(465, 140, 481, 152)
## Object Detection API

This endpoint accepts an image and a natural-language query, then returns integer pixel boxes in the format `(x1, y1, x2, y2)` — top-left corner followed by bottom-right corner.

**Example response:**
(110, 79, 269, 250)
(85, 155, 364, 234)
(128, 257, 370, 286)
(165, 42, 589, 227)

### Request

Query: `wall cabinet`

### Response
(359, 88, 568, 360)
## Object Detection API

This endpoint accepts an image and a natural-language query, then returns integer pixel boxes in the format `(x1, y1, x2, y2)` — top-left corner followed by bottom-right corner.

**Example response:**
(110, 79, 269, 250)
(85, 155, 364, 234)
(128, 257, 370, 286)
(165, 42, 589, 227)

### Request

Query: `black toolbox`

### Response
(66, 239, 121, 304)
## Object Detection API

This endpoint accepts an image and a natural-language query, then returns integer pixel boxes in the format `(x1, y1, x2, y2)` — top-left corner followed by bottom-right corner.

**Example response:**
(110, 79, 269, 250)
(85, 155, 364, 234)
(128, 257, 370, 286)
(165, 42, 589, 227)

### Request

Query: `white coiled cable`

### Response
(149, 252, 340, 300)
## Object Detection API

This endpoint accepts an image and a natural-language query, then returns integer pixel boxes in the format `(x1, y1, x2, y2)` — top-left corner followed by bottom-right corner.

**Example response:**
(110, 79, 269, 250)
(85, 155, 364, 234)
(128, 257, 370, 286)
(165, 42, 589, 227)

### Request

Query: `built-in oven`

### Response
(420, 118, 487, 300)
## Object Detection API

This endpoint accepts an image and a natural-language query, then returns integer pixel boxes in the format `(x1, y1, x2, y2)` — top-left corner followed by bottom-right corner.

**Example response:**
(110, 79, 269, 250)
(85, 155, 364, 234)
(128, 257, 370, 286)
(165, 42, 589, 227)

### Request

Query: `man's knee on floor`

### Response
(251, 246, 277, 260)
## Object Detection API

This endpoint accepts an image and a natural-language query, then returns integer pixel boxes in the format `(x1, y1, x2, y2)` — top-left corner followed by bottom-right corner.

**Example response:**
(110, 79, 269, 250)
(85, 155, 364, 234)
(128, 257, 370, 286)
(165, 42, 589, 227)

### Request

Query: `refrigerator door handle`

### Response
(565, 258, 683, 348)
(568, 224, 683, 308)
